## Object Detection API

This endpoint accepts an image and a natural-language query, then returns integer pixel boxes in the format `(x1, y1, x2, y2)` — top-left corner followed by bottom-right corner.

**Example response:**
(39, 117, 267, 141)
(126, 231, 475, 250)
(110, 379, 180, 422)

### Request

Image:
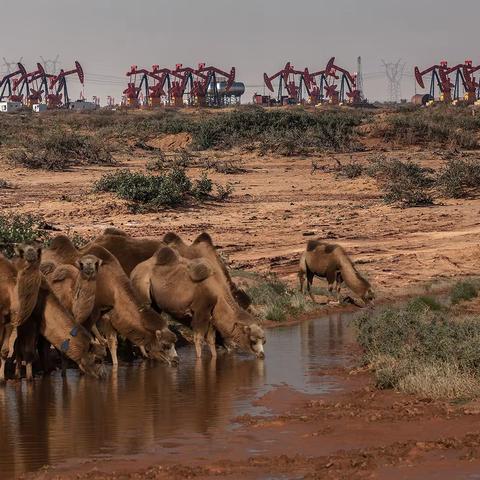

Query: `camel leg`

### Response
(61, 355, 68, 378)
(91, 325, 107, 346)
(306, 269, 315, 303)
(298, 270, 305, 293)
(206, 324, 217, 359)
(7, 326, 17, 359)
(14, 356, 21, 379)
(139, 346, 149, 359)
(326, 268, 340, 305)
(0, 359, 5, 383)
(107, 332, 118, 367)
(193, 331, 203, 359)
(26, 363, 33, 382)
(335, 272, 343, 302)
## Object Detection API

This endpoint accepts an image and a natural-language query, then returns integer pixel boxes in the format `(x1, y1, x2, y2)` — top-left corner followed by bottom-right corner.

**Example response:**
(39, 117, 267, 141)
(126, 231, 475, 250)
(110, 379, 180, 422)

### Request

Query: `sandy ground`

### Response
(1, 144, 479, 300)
(3, 136, 480, 479)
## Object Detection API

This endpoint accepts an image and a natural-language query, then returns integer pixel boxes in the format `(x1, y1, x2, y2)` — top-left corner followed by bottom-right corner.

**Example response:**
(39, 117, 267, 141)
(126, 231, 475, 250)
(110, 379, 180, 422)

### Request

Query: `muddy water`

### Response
(0, 312, 356, 479)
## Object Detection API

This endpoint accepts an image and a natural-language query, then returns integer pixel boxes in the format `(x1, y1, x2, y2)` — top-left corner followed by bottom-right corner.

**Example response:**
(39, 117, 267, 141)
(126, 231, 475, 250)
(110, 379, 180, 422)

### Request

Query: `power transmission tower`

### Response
(382, 59, 406, 102)
(356, 56, 364, 100)
(40, 55, 61, 74)
(2, 57, 23, 74)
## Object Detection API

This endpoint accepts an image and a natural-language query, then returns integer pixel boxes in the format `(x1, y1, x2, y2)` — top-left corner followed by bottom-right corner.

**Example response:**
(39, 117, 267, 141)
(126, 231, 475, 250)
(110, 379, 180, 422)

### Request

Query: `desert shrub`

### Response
(8, 130, 113, 171)
(94, 167, 231, 210)
(146, 150, 167, 171)
(436, 157, 480, 198)
(192, 173, 213, 199)
(450, 280, 479, 305)
(336, 161, 364, 179)
(0, 179, 11, 189)
(367, 157, 434, 206)
(0, 214, 50, 257)
(380, 107, 479, 149)
(356, 296, 480, 399)
(246, 275, 315, 322)
(215, 182, 235, 201)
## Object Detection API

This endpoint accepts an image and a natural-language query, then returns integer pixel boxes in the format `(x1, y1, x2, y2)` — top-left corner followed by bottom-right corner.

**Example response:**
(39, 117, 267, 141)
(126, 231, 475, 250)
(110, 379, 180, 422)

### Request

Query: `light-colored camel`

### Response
(45, 254, 106, 345)
(130, 246, 266, 359)
(298, 240, 374, 305)
(42, 235, 179, 367)
(90, 229, 251, 310)
(0, 253, 104, 381)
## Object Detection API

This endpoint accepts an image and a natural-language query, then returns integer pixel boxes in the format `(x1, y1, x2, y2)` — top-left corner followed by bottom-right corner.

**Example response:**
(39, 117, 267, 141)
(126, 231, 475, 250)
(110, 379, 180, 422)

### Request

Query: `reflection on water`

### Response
(0, 312, 356, 478)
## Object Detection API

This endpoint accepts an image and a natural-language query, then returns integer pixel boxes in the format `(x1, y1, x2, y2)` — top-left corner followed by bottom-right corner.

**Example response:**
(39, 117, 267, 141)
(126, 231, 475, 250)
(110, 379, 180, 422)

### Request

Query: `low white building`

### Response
(0, 101, 22, 113)
(68, 100, 98, 111)
(33, 103, 48, 113)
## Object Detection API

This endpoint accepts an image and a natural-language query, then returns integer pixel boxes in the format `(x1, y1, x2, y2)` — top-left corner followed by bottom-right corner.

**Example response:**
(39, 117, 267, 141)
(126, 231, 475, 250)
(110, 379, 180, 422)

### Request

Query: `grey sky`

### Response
(1, 0, 479, 103)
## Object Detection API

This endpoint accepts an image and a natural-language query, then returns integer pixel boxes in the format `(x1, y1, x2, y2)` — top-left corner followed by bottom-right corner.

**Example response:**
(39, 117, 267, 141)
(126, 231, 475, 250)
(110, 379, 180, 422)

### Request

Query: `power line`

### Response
(382, 59, 407, 102)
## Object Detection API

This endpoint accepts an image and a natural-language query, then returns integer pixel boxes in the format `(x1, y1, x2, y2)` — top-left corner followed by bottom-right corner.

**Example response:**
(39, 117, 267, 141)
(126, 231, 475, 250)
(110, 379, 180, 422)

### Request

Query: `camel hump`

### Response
(187, 259, 212, 282)
(155, 246, 179, 266)
(103, 227, 128, 236)
(50, 235, 77, 253)
(50, 264, 77, 283)
(40, 261, 56, 276)
(193, 232, 213, 246)
(163, 232, 182, 245)
(306, 240, 320, 252)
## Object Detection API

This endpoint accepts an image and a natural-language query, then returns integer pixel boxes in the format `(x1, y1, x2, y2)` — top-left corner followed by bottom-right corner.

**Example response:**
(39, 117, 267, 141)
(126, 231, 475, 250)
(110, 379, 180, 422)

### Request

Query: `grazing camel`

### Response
(298, 240, 374, 306)
(42, 235, 179, 367)
(131, 246, 266, 359)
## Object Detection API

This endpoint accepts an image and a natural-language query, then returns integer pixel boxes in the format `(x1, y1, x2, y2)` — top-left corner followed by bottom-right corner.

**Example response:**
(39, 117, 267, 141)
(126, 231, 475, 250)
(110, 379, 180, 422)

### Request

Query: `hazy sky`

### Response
(1, 0, 479, 104)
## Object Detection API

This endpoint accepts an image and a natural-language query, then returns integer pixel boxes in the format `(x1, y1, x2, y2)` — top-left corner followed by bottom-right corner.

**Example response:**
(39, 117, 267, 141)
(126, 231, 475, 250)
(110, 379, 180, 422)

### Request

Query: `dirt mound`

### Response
(147, 133, 191, 152)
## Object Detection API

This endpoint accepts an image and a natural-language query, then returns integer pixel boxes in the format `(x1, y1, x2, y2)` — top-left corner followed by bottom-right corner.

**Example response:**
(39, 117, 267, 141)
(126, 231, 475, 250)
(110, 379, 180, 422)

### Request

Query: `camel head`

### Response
(362, 287, 375, 305)
(233, 322, 266, 359)
(76, 254, 102, 280)
(14, 242, 42, 264)
(78, 340, 108, 379)
(145, 328, 179, 367)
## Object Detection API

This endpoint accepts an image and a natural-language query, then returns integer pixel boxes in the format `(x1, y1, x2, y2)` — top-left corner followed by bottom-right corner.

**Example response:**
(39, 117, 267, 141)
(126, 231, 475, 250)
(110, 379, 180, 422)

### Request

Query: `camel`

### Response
(90, 229, 251, 310)
(130, 246, 266, 359)
(0, 253, 104, 381)
(45, 254, 106, 345)
(42, 235, 179, 367)
(6, 243, 43, 358)
(298, 240, 374, 306)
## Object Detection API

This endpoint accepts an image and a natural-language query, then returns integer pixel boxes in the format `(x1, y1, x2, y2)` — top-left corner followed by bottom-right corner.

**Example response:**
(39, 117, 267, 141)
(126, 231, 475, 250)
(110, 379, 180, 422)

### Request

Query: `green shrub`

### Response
(94, 167, 231, 210)
(367, 157, 434, 206)
(436, 157, 480, 198)
(0, 214, 49, 257)
(450, 281, 479, 305)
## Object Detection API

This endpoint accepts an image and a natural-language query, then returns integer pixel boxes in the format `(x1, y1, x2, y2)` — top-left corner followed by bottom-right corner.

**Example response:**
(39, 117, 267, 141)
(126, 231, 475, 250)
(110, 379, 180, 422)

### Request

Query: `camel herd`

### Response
(0, 229, 373, 382)
(0, 229, 266, 382)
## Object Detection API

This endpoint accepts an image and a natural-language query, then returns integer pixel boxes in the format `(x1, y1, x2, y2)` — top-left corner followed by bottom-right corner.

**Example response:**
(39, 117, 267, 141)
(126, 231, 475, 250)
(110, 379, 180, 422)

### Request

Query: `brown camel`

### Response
(298, 240, 374, 305)
(130, 246, 265, 359)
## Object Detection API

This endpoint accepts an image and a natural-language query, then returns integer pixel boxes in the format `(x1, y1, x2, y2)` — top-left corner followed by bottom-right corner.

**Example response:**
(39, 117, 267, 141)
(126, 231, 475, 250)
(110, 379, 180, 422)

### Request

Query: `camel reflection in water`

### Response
(0, 353, 265, 478)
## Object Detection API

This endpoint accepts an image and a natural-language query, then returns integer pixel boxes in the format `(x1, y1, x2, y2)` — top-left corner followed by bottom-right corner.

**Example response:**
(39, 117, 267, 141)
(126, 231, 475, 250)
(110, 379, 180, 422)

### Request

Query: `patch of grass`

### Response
(246, 275, 315, 322)
(367, 157, 435, 207)
(356, 295, 480, 399)
(436, 157, 480, 199)
(450, 280, 479, 305)
(8, 130, 113, 171)
(0, 214, 50, 257)
(336, 161, 364, 179)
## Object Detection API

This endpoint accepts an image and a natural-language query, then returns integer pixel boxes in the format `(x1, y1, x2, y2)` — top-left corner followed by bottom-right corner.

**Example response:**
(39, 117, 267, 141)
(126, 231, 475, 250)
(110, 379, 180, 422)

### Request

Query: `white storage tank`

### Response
(68, 100, 99, 111)
(33, 103, 48, 113)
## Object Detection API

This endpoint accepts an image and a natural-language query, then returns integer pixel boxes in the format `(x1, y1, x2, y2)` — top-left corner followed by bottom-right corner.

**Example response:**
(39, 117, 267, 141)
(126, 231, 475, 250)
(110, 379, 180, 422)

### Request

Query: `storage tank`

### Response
(208, 81, 245, 97)
(411, 93, 433, 106)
